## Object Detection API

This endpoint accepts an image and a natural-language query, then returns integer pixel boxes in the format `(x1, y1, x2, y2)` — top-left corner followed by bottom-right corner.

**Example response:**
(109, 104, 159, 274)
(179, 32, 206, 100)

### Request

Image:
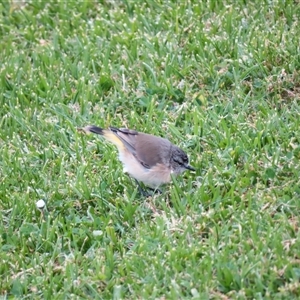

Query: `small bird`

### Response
(82, 125, 195, 196)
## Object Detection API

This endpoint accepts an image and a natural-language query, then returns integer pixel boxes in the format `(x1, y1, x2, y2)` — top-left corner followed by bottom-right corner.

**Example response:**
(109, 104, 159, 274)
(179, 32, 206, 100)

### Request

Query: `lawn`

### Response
(1, 0, 300, 299)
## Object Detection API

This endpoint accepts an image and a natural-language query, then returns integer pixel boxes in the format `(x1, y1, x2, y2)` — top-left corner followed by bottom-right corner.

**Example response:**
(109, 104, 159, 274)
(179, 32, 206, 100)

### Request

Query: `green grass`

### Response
(1, 0, 300, 298)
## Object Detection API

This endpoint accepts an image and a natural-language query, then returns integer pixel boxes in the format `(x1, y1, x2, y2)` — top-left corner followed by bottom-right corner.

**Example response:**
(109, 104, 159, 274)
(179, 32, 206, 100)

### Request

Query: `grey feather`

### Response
(110, 128, 173, 169)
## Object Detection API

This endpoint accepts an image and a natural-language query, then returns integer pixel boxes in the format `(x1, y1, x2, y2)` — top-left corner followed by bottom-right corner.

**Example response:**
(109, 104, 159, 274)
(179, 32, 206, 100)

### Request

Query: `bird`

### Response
(81, 125, 195, 196)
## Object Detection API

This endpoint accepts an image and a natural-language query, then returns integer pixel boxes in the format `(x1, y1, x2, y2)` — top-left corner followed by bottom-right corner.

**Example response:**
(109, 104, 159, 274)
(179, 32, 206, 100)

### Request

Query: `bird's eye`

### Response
(173, 158, 183, 165)
(180, 155, 188, 163)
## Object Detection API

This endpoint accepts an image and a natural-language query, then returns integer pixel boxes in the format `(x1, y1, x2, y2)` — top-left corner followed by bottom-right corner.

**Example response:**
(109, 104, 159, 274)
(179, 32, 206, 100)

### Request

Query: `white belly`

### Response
(118, 151, 171, 188)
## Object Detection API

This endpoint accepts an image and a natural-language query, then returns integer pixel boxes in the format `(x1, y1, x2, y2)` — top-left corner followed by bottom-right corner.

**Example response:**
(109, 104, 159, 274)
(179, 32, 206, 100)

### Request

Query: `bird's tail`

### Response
(82, 125, 125, 150)
(82, 125, 104, 136)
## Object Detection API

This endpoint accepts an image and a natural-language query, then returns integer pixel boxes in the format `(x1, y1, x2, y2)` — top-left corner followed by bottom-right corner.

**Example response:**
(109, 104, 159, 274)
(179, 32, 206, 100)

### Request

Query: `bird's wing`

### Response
(109, 127, 138, 154)
(132, 133, 172, 169)
(110, 127, 172, 169)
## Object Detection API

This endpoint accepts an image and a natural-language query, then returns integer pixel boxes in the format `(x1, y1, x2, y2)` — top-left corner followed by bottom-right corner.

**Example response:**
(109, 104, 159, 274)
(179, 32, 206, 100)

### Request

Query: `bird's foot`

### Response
(134, 179, 162, 197)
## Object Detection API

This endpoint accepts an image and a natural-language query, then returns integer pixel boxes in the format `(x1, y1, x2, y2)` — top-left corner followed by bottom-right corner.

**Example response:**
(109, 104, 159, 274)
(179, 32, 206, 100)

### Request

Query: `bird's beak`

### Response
(185, 164, 196, 171)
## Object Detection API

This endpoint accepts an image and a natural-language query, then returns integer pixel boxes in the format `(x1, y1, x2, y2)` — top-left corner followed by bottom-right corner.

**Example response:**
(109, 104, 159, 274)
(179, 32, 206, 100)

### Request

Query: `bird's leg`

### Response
(134, 179, 152, 197)
(133, 179, 162, 196)
(128, 176, 161, 197)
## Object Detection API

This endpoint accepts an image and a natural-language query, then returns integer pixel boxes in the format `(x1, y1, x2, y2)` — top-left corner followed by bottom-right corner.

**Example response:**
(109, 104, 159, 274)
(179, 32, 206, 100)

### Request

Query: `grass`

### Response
(1, 0, 300, 298)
